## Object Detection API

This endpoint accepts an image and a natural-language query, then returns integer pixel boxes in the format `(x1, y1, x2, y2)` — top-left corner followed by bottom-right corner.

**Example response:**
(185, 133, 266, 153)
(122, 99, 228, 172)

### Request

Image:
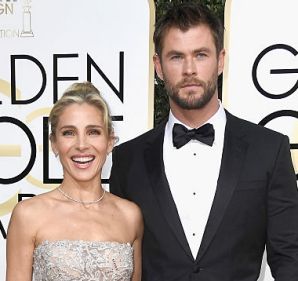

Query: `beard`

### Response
(163, 72, 218, 110)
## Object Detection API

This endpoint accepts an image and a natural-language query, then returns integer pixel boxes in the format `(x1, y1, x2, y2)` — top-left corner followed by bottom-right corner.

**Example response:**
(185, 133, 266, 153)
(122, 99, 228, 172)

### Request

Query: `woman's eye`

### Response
(88, 129, 101, 135)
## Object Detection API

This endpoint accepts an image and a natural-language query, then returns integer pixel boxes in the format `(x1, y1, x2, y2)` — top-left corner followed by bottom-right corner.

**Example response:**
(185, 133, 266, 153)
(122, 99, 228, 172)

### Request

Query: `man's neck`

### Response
(170, 97, 220, 128)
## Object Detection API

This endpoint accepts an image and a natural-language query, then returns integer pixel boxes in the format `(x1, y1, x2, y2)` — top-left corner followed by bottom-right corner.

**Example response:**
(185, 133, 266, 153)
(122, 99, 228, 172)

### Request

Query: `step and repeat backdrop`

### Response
(0, 0, 155, 278)
(0, 0, 297, 280)
(223, 1, 298, 280)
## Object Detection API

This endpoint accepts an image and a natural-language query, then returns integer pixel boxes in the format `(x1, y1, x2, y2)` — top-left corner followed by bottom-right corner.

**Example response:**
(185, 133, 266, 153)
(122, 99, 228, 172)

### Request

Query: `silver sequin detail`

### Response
(33, 240, 133, 281)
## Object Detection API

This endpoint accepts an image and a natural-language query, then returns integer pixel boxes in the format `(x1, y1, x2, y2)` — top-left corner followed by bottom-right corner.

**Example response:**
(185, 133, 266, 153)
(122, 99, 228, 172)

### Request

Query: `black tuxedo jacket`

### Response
(110, 111, 298, 281)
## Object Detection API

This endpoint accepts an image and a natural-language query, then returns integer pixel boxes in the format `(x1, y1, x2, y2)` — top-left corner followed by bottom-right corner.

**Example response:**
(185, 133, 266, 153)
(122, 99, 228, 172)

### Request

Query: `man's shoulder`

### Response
(226, 110, 287, 143)
(115, 120, 166, 151)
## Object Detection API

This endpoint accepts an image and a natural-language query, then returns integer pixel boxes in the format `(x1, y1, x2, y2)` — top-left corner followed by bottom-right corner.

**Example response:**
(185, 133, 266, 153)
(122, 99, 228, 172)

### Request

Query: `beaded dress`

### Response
(33, 240, 133, 281)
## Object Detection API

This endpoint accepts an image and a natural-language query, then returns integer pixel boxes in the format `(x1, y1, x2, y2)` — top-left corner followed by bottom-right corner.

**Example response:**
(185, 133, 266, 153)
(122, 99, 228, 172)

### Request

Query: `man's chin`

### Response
(173, 100, 208, 110)
(173, 95, 209, 110)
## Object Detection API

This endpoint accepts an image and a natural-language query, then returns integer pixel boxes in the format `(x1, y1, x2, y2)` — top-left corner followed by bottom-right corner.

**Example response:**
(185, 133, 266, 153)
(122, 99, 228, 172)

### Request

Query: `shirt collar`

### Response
(167, 101, 226, 130)
(166, 101, 227, 145)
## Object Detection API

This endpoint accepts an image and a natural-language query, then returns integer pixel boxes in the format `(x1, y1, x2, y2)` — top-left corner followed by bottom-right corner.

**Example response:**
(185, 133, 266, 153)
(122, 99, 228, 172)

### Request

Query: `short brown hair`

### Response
(153, 2, 224, 56)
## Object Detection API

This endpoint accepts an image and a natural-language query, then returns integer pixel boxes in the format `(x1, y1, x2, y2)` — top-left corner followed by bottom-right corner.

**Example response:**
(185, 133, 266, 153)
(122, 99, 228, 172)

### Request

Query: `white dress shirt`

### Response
(163, 102, 226, 259)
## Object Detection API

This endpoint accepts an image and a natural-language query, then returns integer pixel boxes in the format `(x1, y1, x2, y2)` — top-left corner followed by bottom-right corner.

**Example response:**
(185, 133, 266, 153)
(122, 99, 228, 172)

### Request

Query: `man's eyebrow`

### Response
(193, 47, 212, 53)
(165, 47, 212, 58)
(165, 50, 184, 57)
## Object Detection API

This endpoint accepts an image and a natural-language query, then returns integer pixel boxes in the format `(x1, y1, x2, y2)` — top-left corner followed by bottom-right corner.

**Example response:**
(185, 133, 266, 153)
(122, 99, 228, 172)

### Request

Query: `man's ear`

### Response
(217, 49, 225, 76)
(153, 54, 164, 81)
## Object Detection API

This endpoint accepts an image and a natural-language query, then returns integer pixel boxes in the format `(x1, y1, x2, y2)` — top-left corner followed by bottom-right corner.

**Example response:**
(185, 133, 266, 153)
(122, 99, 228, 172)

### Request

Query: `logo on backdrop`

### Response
(252, 43, 298, 178)
(0, 0, 34, 38)
(252, 44, 298, 100)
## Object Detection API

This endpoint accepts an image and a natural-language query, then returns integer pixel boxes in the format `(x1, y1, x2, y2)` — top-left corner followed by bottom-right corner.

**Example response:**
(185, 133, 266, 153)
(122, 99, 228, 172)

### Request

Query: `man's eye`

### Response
(170, 55, 182, 60)
(196, 53, 207, 59)
(62, 130, 75, 136)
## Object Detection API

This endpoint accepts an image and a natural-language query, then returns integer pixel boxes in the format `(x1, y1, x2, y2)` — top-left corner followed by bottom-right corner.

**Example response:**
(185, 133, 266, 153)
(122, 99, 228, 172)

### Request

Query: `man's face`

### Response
(154, 24, 224, 111)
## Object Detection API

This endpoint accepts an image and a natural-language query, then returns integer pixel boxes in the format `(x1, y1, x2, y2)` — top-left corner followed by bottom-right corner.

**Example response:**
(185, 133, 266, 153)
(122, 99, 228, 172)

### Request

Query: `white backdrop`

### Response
(223, 0, 298, 280)
(1, 0, 298, 280)
(0, 0, 155, 279)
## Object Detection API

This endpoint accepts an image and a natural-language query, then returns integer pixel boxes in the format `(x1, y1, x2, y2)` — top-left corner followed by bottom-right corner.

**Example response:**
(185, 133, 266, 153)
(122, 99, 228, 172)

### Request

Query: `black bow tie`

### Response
(172, 123, 215, 149)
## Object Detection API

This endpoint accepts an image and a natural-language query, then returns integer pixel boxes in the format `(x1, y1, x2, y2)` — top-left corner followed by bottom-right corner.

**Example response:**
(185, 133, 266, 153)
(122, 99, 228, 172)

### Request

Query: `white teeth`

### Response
(72, 156, 94, 163)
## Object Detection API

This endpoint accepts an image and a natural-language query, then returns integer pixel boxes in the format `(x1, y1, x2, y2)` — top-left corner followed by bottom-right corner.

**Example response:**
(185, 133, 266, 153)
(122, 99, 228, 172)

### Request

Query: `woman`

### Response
(6, 82, 143, 281)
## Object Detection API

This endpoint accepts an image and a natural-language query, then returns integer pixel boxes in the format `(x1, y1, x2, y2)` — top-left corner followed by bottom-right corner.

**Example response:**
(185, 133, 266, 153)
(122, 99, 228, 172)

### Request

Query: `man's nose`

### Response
(183, 57, 197, 76)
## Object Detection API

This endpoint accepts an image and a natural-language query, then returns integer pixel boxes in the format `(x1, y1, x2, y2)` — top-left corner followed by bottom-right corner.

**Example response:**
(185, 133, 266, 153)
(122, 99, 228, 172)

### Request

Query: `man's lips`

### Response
(180, 83, 201, 88)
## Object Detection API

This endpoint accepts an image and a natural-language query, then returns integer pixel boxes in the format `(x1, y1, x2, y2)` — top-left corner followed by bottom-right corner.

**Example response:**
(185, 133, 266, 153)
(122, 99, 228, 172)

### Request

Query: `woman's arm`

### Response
(131, 206, 144, 281)
(6, 200, 36, 281)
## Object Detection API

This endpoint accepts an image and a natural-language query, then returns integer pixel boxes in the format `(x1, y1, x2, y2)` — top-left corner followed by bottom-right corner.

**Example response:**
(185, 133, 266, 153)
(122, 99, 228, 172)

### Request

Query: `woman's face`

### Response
(51, 103, 113, 183)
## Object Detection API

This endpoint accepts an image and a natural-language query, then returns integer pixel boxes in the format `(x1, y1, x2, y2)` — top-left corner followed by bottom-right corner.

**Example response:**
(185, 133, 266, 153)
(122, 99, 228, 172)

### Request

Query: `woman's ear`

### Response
(107, 134, 115, 155)
(50, 135, 58, 157)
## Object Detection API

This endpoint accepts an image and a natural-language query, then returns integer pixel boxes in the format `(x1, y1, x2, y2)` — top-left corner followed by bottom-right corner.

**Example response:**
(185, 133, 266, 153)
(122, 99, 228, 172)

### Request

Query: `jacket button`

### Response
(193, 265, 203, 273)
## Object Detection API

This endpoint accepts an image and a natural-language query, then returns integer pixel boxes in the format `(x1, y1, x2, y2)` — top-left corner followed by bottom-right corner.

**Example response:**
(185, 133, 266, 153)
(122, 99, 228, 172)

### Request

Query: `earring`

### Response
(55, 153, 58, 158)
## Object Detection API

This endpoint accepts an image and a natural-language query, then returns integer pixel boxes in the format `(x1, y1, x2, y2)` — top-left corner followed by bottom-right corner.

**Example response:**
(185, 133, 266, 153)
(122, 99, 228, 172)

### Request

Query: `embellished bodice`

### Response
(33, 240, 133, 281)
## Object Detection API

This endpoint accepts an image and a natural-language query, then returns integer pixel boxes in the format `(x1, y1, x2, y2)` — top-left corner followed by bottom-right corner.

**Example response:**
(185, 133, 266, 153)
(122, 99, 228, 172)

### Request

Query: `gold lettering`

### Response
(0, 29, 20, 38)
(0, 3, 13, 15)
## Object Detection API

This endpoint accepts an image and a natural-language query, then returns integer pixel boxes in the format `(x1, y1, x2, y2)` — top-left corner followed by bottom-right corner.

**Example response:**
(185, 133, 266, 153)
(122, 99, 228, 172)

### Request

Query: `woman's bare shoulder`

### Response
(10, 189, 58, 222)
(107, 192, 143, 228)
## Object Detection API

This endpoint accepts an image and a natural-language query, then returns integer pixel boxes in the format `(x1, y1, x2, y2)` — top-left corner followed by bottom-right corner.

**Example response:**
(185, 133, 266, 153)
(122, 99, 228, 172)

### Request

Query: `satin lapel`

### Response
(196, 113, 249, 261)
(144, 123, 193, 261)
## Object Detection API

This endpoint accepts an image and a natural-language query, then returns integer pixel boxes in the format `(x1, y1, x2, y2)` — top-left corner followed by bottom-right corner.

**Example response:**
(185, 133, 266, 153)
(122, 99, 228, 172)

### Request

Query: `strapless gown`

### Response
(33, 240, 133, 281)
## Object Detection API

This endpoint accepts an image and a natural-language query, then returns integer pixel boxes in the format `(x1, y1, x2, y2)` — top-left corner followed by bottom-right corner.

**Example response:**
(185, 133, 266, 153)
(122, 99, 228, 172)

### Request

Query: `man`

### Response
(110, 3, 298, 281)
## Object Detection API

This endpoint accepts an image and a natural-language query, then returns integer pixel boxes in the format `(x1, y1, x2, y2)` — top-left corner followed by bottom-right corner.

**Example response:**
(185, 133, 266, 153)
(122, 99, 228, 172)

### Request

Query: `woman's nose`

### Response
(76, 134, 89, 150)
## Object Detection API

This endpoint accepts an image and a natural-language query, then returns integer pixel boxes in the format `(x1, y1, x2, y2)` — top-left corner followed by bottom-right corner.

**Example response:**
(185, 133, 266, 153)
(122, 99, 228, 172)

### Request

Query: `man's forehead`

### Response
(161, 25, 216, 53)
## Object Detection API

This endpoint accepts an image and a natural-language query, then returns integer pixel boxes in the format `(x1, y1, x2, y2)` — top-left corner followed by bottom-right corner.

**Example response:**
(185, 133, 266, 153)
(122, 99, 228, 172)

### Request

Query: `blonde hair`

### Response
(49, 81, 113, 138)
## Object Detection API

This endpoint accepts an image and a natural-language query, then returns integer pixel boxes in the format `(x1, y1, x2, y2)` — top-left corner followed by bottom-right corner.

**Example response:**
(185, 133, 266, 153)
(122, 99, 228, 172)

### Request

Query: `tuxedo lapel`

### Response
(144, 122, 194, 261)
(196, 112, 249, 261)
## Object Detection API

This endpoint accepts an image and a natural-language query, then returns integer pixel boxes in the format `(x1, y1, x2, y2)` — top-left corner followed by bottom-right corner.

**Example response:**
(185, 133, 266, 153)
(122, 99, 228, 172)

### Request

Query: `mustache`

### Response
(176, 78, 206, 88)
